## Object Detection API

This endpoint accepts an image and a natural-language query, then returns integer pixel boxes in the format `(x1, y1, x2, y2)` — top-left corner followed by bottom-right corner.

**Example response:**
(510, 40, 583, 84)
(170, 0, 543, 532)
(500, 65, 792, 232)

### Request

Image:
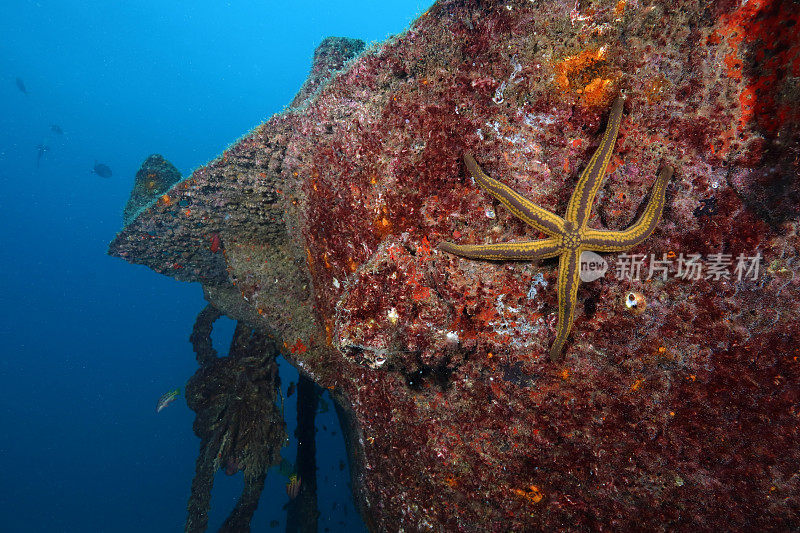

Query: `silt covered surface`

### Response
(109, 1, 800, 530)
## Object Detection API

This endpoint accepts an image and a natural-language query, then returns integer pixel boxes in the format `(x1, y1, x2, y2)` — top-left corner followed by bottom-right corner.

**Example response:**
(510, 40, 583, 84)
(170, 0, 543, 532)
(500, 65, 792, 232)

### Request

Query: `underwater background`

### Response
(0, 1, 426, 531)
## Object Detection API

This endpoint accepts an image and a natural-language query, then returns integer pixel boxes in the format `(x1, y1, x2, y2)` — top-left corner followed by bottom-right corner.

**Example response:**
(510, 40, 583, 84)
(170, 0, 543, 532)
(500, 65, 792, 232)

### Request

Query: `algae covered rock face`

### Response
(109, 2, 800, 531)
(123, 154, 182, 225)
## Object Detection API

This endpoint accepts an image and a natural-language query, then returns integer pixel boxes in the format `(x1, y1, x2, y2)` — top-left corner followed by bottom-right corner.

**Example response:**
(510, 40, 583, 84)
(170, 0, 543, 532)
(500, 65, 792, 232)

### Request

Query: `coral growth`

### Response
(110, 1, 800, 531)
(123, 154, 182, 225)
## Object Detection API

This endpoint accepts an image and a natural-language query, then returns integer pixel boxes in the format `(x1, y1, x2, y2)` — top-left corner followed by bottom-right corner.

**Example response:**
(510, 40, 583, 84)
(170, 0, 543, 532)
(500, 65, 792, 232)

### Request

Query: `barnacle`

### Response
(624, 291, 647, 315)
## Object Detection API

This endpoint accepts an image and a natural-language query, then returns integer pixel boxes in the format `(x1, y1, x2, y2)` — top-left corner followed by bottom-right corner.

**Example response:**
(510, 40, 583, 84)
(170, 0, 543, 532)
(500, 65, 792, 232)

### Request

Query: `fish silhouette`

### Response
(51, 124, 64, 135)
(93, 161, 112, 178)
(36, 144, 48, 168)
(15, 77, 27, 95)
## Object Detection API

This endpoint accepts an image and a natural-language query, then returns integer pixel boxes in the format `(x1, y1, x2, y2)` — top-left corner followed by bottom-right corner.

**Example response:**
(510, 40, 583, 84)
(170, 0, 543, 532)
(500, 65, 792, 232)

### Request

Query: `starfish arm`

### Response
(464, 154, 565, 237)
(439, 237, 562, 261)
(565, 96, 625, 228)
(549, 248, 582, 360)
(582, 165, 674, 252)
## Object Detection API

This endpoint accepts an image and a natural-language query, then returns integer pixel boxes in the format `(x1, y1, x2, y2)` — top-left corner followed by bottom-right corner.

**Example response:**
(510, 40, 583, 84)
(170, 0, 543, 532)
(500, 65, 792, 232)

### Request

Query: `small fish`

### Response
(16, 77, 27, 95)
(210, 233, 221, 253)
(269, 520, 279, 528)
(286, 474, 302, 499)
(36, 144, 48, 168)
(51, 124, 63, 135)
(156, 388, 180, 412)
(286, 381, 296, 398)
(93, 161, 112, 178)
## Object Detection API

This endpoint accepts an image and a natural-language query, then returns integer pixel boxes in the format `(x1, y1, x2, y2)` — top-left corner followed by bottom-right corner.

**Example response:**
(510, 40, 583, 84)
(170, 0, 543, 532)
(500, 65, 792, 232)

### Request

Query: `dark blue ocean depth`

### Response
(0, 2, 426, 531)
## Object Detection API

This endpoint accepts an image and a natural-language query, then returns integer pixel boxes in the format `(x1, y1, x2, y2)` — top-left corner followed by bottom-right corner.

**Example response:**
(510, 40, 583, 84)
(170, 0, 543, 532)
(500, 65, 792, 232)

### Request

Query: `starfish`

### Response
(439, 97, 674, 360)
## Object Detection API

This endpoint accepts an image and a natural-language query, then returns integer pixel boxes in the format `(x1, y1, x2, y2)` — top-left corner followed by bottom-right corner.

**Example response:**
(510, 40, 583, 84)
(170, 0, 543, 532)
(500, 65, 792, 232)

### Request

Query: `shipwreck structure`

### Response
(110, 1, 800, 530)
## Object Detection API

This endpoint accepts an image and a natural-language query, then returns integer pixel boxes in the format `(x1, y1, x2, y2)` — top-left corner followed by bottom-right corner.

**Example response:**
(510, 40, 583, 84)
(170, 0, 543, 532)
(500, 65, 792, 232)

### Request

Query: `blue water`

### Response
(0, 2, 426, 531)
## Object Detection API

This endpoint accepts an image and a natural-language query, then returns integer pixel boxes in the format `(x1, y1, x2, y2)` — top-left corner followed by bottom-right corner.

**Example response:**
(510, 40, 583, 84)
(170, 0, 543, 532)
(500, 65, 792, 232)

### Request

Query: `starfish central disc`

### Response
(561, 223, 582, 250)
